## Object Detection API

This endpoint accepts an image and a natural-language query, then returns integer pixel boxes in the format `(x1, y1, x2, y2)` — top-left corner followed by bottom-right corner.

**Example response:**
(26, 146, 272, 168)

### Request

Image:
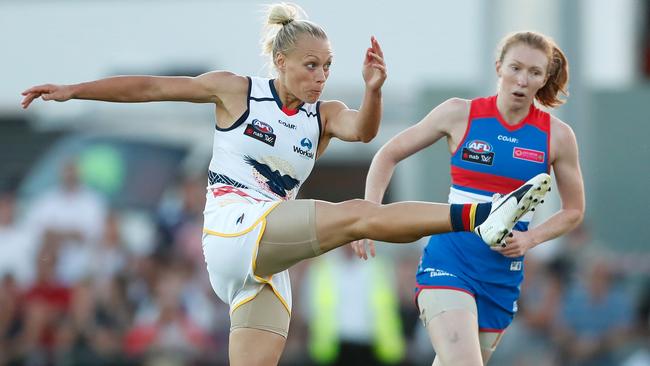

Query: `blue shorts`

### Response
(415, 231, 525, 331)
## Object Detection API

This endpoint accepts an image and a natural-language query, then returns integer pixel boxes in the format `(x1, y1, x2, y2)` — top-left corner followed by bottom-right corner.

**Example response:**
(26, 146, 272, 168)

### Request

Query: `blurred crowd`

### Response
(0, 160, 648, 366)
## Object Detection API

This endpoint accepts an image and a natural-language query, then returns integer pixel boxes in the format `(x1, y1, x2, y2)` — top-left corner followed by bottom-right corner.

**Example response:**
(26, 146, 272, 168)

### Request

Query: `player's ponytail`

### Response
(536, 45, 569, 108)
(261, 3, 328, 73)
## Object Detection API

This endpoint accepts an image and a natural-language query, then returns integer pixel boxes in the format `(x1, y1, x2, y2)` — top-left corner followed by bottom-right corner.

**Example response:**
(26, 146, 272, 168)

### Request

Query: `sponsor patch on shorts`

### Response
(510, 261, 522, 271)
(422, 267, 457, 277)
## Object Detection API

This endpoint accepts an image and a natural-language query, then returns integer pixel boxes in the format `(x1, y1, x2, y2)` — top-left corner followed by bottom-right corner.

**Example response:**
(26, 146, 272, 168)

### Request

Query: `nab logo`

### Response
(293, 137, 314, 159)
(467, 140, 492, 153)
(300, 138, 313, 150)
(252, 119, 273, 134)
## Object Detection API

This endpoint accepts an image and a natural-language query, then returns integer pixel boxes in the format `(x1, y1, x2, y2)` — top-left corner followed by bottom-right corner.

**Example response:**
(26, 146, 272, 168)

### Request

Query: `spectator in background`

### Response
(125, 262, 209, 365)
(0, 187, 38, 287)
(156, 174, 206, 264)
(52, 279, 127, 365)
(90, 211, 129, 286)
(25, 159, 107, 285)
(304, 246, 405, 366)
(16, 242, 71, 363)
(555, 255, 634, 366)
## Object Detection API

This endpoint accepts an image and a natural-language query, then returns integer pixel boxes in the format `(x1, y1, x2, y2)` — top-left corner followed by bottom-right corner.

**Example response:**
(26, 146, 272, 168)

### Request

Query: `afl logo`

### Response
(252, 119, 273, 134)
(467, 140, 492, 153)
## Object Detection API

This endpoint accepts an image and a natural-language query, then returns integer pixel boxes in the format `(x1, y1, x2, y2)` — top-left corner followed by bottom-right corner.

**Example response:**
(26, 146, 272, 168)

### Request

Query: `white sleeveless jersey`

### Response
(207, 76, 321, 201)
(202, 77, 322, 314)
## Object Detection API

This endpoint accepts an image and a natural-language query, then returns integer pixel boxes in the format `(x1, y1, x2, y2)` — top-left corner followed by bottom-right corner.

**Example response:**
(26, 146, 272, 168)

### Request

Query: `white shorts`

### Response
(202, 186, 291, 316)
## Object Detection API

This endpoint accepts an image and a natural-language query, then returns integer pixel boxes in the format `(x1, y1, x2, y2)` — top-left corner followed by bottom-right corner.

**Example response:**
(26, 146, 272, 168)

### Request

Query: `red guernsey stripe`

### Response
(451, 166, 525, 194)
(281, 105, 298, 116)
(461, 203, 471, 231)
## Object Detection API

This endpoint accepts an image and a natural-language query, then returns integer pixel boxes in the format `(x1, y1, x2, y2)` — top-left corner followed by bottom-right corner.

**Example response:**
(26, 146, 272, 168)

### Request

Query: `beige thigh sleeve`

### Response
(417, 289, 478, 328)
(418, 289, 504, 352)
(255, 199, 321, 277)
(230, 285, 290, 338)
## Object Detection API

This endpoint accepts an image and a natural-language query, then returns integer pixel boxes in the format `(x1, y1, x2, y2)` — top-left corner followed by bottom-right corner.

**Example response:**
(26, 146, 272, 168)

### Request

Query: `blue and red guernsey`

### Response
(449, 95, 550, 205)
(415, 96, 552, 328)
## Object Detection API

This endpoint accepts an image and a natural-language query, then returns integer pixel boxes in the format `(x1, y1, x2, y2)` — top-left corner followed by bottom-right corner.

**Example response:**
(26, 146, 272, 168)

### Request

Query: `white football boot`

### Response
(474, 173, 552, 246)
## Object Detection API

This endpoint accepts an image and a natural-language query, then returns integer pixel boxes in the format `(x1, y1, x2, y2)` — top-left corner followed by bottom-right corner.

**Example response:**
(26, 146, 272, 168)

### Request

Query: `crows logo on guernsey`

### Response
(244, 156, 300, 198)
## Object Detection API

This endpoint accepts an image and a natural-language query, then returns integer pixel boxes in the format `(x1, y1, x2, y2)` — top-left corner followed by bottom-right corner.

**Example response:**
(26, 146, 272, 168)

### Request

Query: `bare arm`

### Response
(496, 117, 585, 257)
(320, 87, 382, 143)
(528, 118, 585, 243)
(317, 37, 386, 155)
(21, 71, 247, 108)
(365, 98, 470, 203)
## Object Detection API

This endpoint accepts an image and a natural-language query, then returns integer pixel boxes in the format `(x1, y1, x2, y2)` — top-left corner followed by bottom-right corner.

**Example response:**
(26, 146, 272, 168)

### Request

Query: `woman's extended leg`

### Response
(256, 172, 552, 276)
(313, 199, 452, 252)
(255, 199, 453, 277)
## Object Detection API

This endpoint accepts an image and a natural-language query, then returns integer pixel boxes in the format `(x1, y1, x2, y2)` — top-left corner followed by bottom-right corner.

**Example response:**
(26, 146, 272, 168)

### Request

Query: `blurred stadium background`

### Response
(0, 0, 648, 365)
